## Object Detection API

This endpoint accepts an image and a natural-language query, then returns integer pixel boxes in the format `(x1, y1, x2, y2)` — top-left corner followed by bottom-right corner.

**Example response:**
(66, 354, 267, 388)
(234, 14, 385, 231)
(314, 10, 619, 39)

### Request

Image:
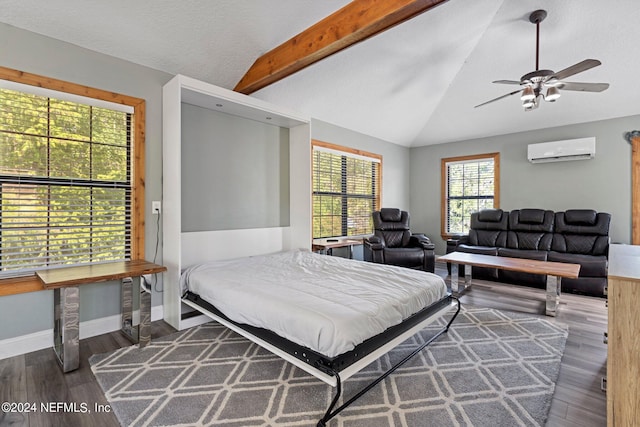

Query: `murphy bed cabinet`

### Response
(162, 75, 311, 331)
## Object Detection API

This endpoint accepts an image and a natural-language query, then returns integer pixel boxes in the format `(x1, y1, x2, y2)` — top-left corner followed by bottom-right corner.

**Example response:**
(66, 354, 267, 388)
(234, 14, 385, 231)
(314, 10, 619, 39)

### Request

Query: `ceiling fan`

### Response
(475, 9, 609, 111)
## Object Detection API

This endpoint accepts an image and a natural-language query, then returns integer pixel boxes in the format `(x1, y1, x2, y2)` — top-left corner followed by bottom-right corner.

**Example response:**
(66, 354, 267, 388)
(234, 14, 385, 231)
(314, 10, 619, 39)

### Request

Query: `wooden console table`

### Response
(438, 252, 580, 316)
(312, 238, 363, 259)
(607, 244, 640, 426)
(36, 260, 166, 372)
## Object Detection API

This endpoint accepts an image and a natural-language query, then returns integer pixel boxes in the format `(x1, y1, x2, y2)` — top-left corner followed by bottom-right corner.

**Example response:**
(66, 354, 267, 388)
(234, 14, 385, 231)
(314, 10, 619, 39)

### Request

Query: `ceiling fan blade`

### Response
(557, 82, 609, 92)
(475, 89, 523, 108)
(549, 59, 601, 81)
(492, 80, 523, 85)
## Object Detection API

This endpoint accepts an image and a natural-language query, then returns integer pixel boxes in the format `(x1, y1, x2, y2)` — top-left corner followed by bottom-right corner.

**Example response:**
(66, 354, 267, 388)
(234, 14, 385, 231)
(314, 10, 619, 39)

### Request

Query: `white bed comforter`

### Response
(180, 250, 447, 358)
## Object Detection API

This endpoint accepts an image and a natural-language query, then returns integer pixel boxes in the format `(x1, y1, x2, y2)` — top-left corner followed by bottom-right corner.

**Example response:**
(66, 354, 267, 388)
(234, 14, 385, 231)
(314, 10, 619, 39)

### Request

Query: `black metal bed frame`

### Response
(184, 291, 461, 426)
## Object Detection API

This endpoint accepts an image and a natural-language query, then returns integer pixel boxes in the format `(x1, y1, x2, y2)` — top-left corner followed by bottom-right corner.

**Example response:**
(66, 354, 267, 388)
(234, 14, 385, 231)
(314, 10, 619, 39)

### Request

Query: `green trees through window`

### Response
(312, 141, 381, 239)
(0, 86, 132, 277)
(441, 153, 500, 237)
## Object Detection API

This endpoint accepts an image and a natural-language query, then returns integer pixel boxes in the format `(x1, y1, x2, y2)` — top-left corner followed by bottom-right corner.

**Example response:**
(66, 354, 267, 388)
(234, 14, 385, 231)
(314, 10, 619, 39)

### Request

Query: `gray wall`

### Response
(312, 119, 411, 260)
(181, 103, 290, 232)
(410, 115, 636, 255)
(0, 23, 172, 340)
(312, 119, 411, 211)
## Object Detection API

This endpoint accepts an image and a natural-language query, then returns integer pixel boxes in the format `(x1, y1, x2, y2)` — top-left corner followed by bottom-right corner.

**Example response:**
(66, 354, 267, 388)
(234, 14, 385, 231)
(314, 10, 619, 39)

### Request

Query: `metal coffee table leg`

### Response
(450, 263, 472, 296)
(545, 275, 561, 316)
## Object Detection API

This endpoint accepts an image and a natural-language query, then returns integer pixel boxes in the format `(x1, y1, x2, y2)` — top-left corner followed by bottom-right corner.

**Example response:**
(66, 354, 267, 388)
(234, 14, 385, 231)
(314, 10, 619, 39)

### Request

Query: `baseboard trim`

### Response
(0, 304, 164, 361)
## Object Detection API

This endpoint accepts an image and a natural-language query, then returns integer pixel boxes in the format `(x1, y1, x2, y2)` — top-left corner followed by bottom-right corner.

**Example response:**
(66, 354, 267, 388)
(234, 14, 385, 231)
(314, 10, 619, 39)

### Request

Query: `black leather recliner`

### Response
(363, 208, 435, 272)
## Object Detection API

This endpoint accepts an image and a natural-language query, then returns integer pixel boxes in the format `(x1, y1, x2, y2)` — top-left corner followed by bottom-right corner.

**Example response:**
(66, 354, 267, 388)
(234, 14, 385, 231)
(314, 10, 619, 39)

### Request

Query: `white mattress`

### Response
(180, 250, 448, 358)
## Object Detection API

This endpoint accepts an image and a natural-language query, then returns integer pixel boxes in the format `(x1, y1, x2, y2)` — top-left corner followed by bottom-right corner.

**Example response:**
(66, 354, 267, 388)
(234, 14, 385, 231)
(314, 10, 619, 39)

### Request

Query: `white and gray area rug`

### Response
(89, 306, 568, 427)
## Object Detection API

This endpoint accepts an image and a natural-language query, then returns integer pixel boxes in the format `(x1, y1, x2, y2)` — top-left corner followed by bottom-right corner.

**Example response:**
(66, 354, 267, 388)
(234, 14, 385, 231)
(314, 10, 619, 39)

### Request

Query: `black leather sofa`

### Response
(448, 208, 610, 297)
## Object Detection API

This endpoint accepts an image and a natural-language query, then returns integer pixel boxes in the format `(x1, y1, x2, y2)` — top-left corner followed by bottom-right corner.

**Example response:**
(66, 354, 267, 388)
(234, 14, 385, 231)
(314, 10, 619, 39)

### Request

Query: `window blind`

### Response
(446, 158, 495, 235)
(312, 147, 379, 238)
(0, 86, 132, 278)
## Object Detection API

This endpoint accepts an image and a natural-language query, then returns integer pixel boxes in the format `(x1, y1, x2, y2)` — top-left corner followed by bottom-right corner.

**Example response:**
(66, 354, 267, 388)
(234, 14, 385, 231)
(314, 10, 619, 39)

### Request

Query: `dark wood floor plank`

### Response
(0, 356, 28, 427)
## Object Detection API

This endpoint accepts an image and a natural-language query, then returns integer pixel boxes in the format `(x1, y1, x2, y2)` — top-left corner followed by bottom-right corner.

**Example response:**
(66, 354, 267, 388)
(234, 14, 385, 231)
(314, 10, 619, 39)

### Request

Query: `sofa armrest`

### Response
(364, 235, 384, 249)
(455, 235, 470, 246)
(410, 234, 435, 250)
(363, 236, 384, 263)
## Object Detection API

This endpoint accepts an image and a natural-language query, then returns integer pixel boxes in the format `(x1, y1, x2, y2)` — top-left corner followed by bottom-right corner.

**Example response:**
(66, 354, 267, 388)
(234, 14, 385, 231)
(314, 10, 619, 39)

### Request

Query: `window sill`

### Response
(0, 276, 45, 297)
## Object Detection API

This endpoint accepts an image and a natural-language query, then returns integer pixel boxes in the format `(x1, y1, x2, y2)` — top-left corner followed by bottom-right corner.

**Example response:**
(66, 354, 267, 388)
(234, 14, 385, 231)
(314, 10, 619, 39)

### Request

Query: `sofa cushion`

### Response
(554, 211, 610, 235)
(373, 209, 412, 247)
(552, 211, 610, 256)
(509, 209, 554, 232)
(519, 209, 545, 224)
(478, 209, 505, 222)
(471, 209, 509, 229)
(506, 231, 553, 251)
(560, 277, 606, 297)
(384, 247, 424, 267)
(379, 208, 402, 222)
(565, 209, 597, 225)
(456, 244, 498, 256)
(548, 251, 608, 277)
(467, 209, 508, 247)
(497, 248, 548, 261)
(505, 210, 553, 250)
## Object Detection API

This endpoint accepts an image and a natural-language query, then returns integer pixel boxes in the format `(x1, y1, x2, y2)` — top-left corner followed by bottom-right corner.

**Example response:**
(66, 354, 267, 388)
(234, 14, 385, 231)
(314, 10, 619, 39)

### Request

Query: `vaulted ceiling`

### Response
(2, 0, 639, 146)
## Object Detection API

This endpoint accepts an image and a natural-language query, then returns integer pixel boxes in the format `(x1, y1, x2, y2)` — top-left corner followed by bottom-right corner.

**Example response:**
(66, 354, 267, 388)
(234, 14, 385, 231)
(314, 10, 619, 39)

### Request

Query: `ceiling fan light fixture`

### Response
(475, 9, 608, 110)
(522, 98, 536, 110)
(521, 86, 535, 101)
(545, 86, 561, 102)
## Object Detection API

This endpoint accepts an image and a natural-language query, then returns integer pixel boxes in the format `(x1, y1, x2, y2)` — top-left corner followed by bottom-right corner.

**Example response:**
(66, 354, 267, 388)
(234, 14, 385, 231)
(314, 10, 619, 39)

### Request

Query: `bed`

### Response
(179, 249, 460, 426)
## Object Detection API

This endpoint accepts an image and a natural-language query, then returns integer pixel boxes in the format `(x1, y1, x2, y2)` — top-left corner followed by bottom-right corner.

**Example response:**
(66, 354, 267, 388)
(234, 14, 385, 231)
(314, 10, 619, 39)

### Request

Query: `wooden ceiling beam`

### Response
(233, 0, 449, 95)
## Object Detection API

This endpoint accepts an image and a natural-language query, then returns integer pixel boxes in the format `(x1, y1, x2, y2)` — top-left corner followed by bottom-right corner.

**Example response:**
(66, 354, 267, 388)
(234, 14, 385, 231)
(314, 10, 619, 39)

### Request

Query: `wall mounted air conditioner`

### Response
(527, 137, 596, 163)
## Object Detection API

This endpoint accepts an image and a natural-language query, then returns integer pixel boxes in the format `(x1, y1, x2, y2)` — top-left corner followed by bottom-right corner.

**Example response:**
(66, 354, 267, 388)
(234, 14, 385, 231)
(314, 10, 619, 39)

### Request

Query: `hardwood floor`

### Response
(0, 321, 176, 427)
(0, 263, 608, 426)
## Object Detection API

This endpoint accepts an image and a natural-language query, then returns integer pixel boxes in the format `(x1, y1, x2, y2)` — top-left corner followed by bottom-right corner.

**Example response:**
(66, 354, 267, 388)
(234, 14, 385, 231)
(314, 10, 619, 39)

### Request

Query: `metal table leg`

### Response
(53, 286, 80, 372)
(545, 275, 561, 316)
(121, 277, 151, 347)
(449, 263, 472, 296)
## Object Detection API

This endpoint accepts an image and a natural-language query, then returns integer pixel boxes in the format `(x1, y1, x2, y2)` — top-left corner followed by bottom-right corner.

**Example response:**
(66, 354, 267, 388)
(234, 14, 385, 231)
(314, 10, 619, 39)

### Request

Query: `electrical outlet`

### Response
(152, 201, 161, 214)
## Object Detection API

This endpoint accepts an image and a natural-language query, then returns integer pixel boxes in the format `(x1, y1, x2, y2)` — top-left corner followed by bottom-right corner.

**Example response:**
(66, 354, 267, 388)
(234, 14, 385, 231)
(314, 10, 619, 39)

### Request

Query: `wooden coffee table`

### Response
(438, 252, 580, 316)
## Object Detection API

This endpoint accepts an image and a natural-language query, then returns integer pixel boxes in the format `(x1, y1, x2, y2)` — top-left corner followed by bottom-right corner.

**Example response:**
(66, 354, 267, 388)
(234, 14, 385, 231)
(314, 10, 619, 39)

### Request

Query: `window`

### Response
(312, 140, 381, 238)
(0, 67, 145, 290)
(441, 152, 500, 238)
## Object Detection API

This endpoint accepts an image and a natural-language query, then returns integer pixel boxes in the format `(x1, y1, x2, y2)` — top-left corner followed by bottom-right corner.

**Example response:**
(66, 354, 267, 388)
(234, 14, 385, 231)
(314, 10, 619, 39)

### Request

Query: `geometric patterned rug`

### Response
(89, 306, 568, 427)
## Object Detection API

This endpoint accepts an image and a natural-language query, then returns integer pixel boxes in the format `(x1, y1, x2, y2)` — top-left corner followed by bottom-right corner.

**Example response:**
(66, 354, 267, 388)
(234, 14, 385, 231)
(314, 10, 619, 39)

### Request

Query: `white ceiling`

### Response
(2, 0, 639, 147)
